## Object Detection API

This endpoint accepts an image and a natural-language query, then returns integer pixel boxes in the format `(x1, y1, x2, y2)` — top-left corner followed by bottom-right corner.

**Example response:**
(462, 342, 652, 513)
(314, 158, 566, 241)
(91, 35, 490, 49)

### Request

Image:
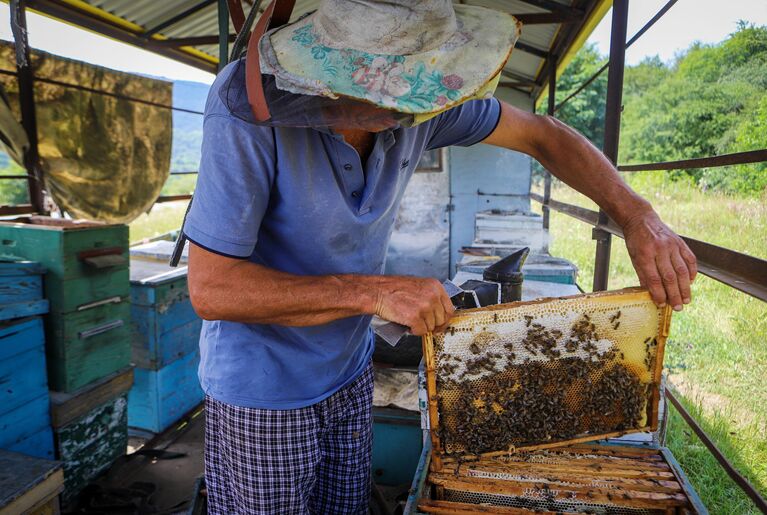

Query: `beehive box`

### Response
(416, 445, 705, 514)
(415, 289, 708, 513)
(0, 261, 49, 321)
(0, 317, 55, 460)
(49, 368, 132, 501)
(0, 450, 64, 515)
(0, 217, 131, 393)
(423, 288, 672, 466)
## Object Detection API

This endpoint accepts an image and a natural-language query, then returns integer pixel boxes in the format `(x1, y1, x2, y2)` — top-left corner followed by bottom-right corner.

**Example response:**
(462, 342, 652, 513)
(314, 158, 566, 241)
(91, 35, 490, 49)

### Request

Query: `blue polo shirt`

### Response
(185, 60, 501, 409)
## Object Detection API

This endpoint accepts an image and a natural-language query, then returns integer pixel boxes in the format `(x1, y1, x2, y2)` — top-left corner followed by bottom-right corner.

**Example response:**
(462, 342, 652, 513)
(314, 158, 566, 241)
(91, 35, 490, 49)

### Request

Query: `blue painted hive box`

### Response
(0, 317, 55, 460)
(128, 250, 203, 433)
(0, 261, 48, 322)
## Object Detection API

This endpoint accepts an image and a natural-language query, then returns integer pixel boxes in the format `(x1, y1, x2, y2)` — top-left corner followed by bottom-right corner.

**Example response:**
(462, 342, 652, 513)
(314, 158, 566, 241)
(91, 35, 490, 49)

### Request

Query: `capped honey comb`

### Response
(423, 287, 673, 467)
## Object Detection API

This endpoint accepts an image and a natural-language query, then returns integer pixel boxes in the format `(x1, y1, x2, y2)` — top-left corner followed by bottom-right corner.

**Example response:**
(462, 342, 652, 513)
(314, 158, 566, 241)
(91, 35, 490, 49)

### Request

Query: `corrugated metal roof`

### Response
(24, 0, 610, 99)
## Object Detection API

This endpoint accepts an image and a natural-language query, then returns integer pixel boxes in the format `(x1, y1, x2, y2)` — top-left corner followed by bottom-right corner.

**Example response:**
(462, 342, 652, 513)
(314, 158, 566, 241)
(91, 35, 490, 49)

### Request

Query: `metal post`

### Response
(593, 0, 628, 292)
(10, 0, 46, 214)
(217, 0, 229, 71)
(542, 55, 557, 231)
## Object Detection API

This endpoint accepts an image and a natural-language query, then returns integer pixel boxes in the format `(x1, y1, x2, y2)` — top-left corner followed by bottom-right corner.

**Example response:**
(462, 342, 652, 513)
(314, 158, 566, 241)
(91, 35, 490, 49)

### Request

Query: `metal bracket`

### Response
(591, 227, 611, 243)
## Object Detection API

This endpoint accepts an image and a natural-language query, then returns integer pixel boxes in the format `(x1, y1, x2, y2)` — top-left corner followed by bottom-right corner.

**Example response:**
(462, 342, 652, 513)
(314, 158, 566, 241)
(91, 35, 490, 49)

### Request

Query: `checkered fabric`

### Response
(204, 363, 374, 514)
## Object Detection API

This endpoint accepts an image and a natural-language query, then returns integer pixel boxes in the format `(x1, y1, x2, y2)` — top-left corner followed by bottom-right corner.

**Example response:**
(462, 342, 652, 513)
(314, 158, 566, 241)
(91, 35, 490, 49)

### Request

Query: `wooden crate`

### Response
(46, 301, 131, 392)
(52, 391, 129, 502)
(130, 258, 201, 369)
(0, 261, 49, 322)
(0, 217, 131, 393)
(0, 450, 64, 515)
(0, 217, 129, 313)
(0, 317, 55, 460)
(128, 349, 204, 433)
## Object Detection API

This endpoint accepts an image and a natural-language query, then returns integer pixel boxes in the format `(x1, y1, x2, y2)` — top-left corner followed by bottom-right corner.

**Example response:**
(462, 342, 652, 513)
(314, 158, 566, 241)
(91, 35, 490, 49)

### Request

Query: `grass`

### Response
(129, 201, 189, 244)
(534, 174, 767, 513)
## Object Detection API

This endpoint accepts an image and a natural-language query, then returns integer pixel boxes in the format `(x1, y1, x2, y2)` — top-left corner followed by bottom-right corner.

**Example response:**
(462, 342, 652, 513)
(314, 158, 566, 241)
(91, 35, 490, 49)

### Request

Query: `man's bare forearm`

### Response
(187, 243, 454, 333)
(484, 102, 651, 228)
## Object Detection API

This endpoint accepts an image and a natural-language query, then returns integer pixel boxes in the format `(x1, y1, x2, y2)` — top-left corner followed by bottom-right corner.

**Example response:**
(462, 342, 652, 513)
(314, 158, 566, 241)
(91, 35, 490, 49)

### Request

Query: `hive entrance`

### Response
(423, 288, 672, 461)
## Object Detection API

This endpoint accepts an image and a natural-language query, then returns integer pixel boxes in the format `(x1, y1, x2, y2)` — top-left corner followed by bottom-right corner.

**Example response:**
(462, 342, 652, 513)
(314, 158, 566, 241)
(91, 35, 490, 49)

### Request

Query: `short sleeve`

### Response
(426, 97, 501, 150)
(183, 114, 276, 258)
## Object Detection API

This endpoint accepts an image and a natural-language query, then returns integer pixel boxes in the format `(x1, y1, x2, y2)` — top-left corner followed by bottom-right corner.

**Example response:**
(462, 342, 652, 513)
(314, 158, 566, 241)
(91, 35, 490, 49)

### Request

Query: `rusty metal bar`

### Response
(619, 149, 767, 171)
(218, 0, 229, 71)
(0, 204, 36, 216)
(542, 54, 556, 231)
(149, 34, 236, 47)
(593, 0, 629, 292)
(0, 175, 33, 180)
(530, 193, 767, 302)
(666, 388, 767, 513)
(555, 0, 679, 113)
(142, 0, 217, 38)
(10, 0, 45, 214)
(514, 12, 581, 24)
(0, 68, 204, 115)
(156, 195, 193, 203)
(170, 171, 199, 175)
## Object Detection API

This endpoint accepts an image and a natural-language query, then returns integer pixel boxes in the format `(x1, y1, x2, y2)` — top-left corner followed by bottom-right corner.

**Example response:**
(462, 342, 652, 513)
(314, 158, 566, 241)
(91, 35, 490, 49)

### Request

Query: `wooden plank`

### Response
(0, 449, 63, 515)
(422, 333, 443, 472)
(448, 464, 683, 493)
(0, 266, 43, 304)
(45, 302, 131, 392)
(418, 499, 580, 514)
(0, 299, 49, 321)
(4, 426, 55, 460)
(428, 475, 690, 509)
(55, 394, 128, 501)
(440, 459, 677, 480)
(49, 366, 133, 428)
(466, 454, 673, 472)
(128, 350, 204, 433)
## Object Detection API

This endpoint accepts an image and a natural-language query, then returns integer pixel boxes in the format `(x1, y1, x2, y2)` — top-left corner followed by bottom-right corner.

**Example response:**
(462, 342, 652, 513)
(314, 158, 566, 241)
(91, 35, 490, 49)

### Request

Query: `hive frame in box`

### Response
(422, 287, 673, 471)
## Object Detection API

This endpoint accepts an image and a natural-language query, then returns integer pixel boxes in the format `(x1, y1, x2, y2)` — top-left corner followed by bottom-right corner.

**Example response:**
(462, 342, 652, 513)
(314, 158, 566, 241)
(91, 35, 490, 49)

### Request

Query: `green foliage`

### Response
(554, 23, 767, 196)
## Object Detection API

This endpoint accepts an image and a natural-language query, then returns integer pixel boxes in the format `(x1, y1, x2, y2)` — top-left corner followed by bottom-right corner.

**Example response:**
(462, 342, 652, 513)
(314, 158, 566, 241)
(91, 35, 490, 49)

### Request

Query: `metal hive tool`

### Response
(422, 288, 673, 469)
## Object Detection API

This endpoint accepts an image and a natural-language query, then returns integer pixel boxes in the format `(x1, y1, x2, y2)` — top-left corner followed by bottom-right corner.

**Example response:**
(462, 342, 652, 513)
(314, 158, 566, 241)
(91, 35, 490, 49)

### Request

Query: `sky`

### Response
(1, 1, 767, 84)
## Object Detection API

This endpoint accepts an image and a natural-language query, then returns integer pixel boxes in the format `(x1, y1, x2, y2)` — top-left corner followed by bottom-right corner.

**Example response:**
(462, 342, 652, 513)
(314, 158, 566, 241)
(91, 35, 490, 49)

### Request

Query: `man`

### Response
(185, 1, 697, 513)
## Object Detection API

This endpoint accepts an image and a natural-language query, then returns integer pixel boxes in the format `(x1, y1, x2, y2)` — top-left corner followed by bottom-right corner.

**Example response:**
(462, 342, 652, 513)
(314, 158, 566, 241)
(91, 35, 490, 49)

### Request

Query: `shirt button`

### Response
(343, 163, 353, 171)
(351, 191, 361, 198)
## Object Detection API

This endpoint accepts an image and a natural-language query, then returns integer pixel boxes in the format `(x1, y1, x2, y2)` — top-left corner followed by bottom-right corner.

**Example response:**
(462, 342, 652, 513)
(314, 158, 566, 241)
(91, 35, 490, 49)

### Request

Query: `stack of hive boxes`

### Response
(128, 240, 204, 434)
(0, 261, 53, 459)
(0, 217, 133, 501)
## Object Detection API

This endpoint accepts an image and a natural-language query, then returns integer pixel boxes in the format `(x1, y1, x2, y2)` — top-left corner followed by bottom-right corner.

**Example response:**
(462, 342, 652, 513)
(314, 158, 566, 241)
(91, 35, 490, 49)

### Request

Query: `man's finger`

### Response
(671, 248, 692, 305)
(640, 259, 667, 306)
(679, 241, 698, 282)
(656, 254, 683, 311)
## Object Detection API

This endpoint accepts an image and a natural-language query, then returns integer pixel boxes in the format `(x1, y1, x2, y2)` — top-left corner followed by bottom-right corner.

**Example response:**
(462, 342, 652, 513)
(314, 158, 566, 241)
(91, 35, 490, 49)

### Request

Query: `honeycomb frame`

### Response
(423, 287, 673, 470)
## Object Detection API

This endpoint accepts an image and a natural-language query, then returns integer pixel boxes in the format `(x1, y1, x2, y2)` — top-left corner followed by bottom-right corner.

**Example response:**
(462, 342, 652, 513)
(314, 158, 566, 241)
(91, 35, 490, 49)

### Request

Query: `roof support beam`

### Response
(501, 70, 541, 87)
(142, 0, 217, 38)
(515, 41, 549, 59)
(148, 34, 237, 47)
(514, 12, 582, 24)
(518, 0, 584, 16)
(25, 0, 217, 73)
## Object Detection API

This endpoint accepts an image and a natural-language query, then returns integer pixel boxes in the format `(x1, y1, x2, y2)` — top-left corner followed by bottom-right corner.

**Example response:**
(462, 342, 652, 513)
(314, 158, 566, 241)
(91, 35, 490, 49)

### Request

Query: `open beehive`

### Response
(416, 288, 704, 513)
(417, 445, 702, 514)
(423, 288, 673, 467)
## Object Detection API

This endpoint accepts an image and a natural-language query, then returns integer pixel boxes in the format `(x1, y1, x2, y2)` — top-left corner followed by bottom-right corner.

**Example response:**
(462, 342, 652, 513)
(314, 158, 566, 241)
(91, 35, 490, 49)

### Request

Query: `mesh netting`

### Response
(431, 289, 668, 456)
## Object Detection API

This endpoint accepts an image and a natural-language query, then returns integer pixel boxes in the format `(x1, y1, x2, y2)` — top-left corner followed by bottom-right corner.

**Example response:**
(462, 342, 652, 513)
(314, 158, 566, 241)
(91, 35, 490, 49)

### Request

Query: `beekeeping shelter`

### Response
(1, 0, 766, 513)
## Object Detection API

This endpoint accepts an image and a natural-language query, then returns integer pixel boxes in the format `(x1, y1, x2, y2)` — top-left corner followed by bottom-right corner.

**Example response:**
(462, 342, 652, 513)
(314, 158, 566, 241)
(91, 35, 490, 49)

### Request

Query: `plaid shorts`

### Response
(204, 363, 374, 514)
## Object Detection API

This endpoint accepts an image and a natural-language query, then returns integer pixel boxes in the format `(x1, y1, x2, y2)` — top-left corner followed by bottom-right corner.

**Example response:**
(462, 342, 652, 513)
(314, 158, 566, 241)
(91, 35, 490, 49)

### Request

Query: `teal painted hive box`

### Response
(372, 407, 423, 486)
(0, 317, 55, 460)
(128, 253, 203, 433)
(0, 217, 131, 393)
(0, 261, 48, 321)
(50, 368, 132, 501)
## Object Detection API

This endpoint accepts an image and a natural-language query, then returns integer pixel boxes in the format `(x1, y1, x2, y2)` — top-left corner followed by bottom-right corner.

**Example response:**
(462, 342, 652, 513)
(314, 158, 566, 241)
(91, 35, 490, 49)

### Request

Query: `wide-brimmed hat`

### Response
(258, 0, 521, 120)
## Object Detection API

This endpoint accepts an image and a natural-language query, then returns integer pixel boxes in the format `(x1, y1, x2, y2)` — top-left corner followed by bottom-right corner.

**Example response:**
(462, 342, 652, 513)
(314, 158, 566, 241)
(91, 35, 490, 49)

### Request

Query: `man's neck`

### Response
(337, 128, 376, 163)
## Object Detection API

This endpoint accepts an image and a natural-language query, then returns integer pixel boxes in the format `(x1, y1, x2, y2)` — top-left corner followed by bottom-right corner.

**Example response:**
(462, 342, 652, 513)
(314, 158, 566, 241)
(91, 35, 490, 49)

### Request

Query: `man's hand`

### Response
(372, 276, 455, 336)
(622, 210, 697, 310)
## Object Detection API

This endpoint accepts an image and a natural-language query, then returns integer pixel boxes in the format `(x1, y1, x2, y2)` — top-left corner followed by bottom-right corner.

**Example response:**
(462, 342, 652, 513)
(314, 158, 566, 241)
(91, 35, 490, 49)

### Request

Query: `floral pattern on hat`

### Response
(263, 4, 520, 114)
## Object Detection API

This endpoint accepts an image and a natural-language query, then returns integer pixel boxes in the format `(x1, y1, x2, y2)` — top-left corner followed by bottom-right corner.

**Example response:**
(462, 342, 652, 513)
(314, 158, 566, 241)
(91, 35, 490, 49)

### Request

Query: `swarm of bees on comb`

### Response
(434, 306, 661, 456)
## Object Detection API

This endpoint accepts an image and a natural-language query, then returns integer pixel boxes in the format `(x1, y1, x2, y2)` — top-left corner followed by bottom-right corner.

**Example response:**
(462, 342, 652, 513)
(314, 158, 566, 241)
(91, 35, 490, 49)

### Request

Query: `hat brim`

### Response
(259, 5, 521, 115)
